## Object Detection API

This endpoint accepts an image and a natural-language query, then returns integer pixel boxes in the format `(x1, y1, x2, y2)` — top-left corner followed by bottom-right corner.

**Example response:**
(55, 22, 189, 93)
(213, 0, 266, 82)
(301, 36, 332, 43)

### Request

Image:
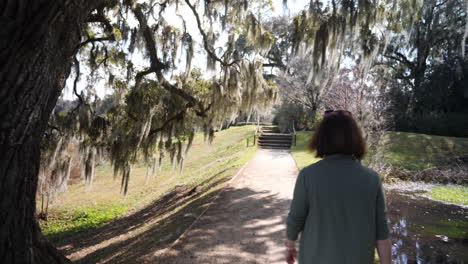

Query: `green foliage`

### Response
(272, 102, 315, 133)
(393, 112, 468, 138)
(124, 80, 164, 118)
(182, 68, 213, 97)
(429, 186, 468, 205)
(384, 0, 468, 137)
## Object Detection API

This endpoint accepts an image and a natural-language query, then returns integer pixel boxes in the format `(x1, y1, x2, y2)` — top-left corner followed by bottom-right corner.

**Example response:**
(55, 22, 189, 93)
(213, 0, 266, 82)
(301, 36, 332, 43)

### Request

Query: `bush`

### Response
(272, 103, 315, 132)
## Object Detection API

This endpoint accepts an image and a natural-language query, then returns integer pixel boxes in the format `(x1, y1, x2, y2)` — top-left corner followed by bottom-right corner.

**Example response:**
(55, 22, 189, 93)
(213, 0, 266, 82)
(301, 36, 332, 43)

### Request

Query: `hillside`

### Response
(40, 125, 257, 242)
(291, 131, 468, 170)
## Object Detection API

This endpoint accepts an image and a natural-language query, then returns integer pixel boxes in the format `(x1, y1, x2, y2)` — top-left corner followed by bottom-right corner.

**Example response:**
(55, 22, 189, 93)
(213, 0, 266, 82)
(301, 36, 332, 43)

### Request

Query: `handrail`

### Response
(292, 120, 297, 146)
(251, 123, 261, 147)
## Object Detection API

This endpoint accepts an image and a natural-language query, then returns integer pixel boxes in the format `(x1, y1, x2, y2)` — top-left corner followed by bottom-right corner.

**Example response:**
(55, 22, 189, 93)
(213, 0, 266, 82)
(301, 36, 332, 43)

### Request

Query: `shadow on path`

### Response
(153, 187, 291, 264)
(56, 149, 297, 264)
(56, 172, 230, 262)
(62, 185, 289, 263)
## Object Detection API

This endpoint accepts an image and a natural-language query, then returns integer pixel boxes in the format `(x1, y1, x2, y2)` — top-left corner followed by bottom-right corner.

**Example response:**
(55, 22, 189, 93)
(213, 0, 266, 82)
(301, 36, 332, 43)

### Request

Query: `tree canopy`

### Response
(40, 0, 442, 198)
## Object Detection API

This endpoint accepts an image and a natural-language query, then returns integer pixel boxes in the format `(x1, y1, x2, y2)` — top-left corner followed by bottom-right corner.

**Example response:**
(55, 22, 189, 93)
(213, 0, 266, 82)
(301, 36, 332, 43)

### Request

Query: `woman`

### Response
(285, 110, 392, 264)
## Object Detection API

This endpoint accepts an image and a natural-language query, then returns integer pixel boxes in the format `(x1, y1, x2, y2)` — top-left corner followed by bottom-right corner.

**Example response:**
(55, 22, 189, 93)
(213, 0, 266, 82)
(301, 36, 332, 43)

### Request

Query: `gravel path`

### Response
(154, 149, 298, 264)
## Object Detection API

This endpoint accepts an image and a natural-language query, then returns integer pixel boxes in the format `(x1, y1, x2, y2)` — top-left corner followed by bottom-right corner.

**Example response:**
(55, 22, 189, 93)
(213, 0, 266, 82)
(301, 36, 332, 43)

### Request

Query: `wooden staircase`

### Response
(257, 126, 294, 149)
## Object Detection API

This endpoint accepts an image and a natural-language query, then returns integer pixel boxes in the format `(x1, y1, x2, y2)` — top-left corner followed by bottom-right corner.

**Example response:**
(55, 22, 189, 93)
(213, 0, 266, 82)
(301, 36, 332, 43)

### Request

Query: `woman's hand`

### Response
(286, 248, 297, 264)
(285, 240, 297, 264)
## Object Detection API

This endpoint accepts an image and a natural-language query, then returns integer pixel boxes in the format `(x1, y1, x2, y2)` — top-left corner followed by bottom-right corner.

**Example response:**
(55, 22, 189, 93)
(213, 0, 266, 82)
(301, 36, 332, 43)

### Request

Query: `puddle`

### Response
(386, 189, 468, 263)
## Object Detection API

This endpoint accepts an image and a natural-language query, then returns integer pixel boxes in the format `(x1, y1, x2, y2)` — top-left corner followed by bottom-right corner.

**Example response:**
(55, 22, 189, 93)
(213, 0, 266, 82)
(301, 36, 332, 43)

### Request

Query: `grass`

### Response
(290, 131, 468, 171)
(429, 185, 468, 205)
(379, 132, 468, 170)
(290, 131, 321, 169)
(412, 218, 468, 241)
(42, 205, 127, 241)
(40, 125, 257, 241)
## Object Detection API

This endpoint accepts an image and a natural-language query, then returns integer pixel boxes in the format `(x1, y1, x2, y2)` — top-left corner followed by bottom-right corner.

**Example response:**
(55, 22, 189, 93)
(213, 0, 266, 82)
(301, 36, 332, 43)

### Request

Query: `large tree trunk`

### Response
(0, 1, 100, 263)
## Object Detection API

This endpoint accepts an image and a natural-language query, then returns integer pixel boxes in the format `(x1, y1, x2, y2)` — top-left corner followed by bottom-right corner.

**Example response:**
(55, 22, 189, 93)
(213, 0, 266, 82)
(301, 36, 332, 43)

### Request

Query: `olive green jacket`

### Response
(287, 154, 390, 264)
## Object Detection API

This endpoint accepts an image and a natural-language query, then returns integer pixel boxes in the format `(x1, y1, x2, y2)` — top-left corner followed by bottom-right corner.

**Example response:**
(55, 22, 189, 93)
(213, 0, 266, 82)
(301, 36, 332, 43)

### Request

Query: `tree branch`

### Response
(87, 12, 113, 33)
(131, 4, 211, 117)
(76, 36, 115, 51)
(263, 63, 282, 68)
(148, 110, 186, 137)
(77, 9, 117, 52)
(394, 51, 414, 67)
(184, 0, 238, 67)
(383, 53, 414, 70)
(132, 6, 166, 71)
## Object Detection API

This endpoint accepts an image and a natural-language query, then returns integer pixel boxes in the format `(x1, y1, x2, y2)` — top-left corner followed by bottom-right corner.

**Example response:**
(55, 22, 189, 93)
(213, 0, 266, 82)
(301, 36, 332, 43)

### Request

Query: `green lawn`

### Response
(290, 132, 321, 169)
(429, 185, 468, 205)
(291, 131, 468, 171)
(380, 132, 468, 170)
(40, 125, 257, 241)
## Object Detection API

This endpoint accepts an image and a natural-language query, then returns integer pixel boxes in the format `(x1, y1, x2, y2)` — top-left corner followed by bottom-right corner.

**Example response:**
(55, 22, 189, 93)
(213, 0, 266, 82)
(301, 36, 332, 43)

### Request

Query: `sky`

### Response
(63, 0, 310, 100)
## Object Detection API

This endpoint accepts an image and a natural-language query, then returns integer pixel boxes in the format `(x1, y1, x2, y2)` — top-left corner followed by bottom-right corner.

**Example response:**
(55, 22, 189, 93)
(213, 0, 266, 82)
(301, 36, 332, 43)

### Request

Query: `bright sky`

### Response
(63, 0, 310, 100)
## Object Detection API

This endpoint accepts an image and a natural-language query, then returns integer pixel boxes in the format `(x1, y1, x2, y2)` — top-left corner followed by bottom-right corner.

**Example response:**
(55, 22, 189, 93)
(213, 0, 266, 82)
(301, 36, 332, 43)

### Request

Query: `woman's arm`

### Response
(375, 177, 392, 263)
(286, 171, 309, 241)
(376, 239, 392, 264)
(285, 171, 308, 263)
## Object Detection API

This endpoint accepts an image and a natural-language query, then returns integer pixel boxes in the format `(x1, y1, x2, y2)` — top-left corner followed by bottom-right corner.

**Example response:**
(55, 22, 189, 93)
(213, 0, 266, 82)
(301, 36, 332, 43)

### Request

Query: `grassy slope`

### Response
(41, 125, 257, 241)
(291, 131, 468, 170)
(290, 131, 468, 205)
(380, 132, 468, 170)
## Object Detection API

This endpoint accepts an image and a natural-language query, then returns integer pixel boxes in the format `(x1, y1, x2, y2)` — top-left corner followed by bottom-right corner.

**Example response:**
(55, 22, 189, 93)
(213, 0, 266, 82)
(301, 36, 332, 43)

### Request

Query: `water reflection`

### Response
(386, 189, 468, 264)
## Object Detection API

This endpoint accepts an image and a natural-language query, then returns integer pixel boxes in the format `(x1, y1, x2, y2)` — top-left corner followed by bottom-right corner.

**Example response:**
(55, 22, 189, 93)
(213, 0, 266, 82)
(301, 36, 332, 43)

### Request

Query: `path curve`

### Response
(154, 149, 298, 264)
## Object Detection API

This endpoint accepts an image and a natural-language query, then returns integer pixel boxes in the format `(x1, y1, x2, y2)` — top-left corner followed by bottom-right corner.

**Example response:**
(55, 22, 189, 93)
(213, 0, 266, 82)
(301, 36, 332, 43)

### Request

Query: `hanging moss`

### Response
(291, 0, 422, 87)
(246, 13, 275, 54)
(41, 0, 291, 196)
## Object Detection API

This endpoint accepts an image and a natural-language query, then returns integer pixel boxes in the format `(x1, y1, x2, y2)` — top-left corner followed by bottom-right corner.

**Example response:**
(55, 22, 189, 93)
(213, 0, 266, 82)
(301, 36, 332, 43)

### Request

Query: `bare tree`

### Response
(323, 67, 391, 168)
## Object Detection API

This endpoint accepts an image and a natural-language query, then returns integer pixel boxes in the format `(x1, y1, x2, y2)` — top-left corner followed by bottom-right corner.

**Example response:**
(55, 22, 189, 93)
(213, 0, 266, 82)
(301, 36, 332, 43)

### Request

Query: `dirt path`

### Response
(154, 149, 298, 264)
(58, 149, 298, 263)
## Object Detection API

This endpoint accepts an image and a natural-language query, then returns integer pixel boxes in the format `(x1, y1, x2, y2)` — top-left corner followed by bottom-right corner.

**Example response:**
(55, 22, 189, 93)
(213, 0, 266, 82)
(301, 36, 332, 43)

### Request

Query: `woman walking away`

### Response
(285, 110, 392, 264)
